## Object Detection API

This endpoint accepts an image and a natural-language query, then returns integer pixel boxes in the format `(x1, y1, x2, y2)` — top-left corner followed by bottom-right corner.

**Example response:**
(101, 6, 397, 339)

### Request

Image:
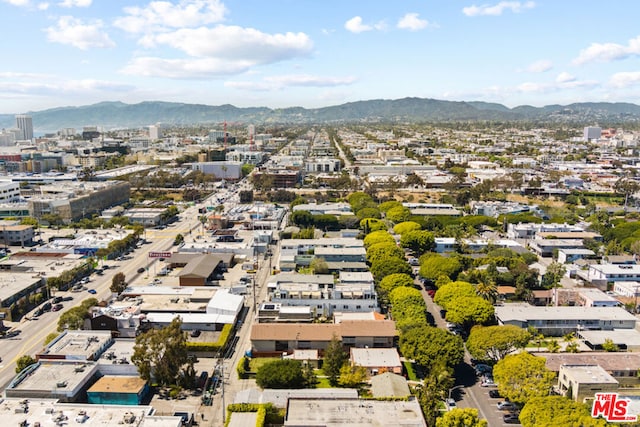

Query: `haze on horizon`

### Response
(2, 0, 640, 114)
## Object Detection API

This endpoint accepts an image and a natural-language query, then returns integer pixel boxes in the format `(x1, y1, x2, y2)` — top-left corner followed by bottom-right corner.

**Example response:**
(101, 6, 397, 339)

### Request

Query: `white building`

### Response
(584, 126, 602, 142)
(15, 114, 33, 141)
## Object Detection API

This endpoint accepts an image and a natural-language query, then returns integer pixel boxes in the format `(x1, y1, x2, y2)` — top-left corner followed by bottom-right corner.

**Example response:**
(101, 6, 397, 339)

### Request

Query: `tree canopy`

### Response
(420, 254, 463, 282)
(434, 281, 476, 310)
(519, 396, 608, 427)
(445, 296, 495, 329)
(366, 242, 405, 265)
(378, 273, 414, 299)
(57, 298, 99, 331)
(493, 352, 555, 404)
(393, 221, 422, 235)
(370, 257, 412, 282)
(256, 359, 306, 389)
(110, 272, 127, 294)
(131, 317, 188, 386)
(386, 205, 412, 223)
(400, 230, 435, 255)
(324, 335, 347, 386)
(363, 230, 395, 248)
(399, 326, 464, 370)
(436, 408, 488, 427)
(466, 325, 531, 363)
(389, 286, 428, 331)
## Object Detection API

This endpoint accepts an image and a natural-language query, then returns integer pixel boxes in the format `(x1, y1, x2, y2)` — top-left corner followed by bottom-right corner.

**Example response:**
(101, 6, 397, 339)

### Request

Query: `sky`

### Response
(2, 0, 640, 114)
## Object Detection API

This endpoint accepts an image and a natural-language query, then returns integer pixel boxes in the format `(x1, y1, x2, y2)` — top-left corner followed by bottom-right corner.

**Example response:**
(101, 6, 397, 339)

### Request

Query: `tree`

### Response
(602, 338, 620, 352)
(366, 242, 405, 265)
(174, 233, 184, 246)
(475, 280, 498, 304)
(389, 286, 428, 331)
(131, 317, 188, 386)
(399, 326, 464, 370)
(434, 281, 476, 310)
(546, 339, 560, 353)
(370, 257, 412, 282)
(310, 257, 329, 274)
(355, 207, 381, 220)
(436, 408, 488, 427)
(519, 396, 607, 427)
(540, 262, 566, 289)
(614, 177, 640, 210)
(378, 273, 414, 300)
(493, 352, 555, 404)
(57, 298, 98, 331)
(110, 272, 127, 294)
(415, 360, 455, 426)
(385, 205, 412, 223)
(363, 230, 395, 248)
(393, 221, 422, 235)
(324, 335, 347, 386)
(256, 359, 306, 389)
(338, 364, 368, 388)
(44, 332, 59, 345)
(466, 325, 531, 363)
(400, 230, 435, 255)
(420, 254, 463, 282)
(239, 190, 254, 203)
(290, 210, 314, 228)
(379, 200, 403, 213)
(15, 355, 37, 373)
(445, 296, 495, 329)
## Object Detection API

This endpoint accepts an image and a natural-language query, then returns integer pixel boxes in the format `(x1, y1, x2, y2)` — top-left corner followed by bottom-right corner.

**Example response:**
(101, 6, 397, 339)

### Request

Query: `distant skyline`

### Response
(2, 1, 640, 114)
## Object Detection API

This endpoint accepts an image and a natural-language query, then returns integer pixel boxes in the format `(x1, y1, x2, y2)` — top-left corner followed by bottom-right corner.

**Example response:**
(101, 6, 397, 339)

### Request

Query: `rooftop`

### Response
(559, 365, 618, 384)
(495, 303, 638, 322)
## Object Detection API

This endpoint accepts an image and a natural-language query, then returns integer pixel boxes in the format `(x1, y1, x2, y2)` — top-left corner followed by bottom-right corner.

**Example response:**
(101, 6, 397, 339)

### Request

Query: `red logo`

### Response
(592, 393, 636, 422)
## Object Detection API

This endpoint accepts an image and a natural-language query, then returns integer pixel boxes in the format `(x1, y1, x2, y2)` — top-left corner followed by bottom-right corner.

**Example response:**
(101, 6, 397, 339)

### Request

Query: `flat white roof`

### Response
(144, 312, 235, 324)
(495, 303, 638, 322)
(560, 365, 618, 384)
(590, 264, 640, 274)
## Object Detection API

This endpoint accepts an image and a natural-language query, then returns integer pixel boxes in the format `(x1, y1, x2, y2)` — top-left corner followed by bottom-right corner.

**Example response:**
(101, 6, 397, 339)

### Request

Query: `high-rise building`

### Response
(148, 125, 161, 140)
(583, 126, 602, 142)
(15, 114, 33, 141)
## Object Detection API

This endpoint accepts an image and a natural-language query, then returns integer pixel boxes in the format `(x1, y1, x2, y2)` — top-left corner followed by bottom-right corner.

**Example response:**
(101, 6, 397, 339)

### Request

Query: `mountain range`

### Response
(3, 98, 640, 132)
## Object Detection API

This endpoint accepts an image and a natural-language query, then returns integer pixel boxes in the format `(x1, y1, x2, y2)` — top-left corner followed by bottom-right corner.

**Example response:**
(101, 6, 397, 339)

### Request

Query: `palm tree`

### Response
(475, 279, 498, 304)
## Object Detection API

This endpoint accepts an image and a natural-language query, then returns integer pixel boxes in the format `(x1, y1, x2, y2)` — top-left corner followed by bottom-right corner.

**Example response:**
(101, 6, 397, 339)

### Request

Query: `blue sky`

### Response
(2, 0, 640, 114)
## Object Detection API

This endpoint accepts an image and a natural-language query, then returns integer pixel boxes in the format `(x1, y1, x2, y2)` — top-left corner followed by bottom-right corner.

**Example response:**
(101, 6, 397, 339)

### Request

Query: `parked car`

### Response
(488, 389, 502, 399)
(497, 401, 518, 411)
(137, 267, 145, 274)
(480, 376, 495, 387)
(52, 303, 63, 312)
(88, 289, 97, 294)
(503, 413, 520, 424)
(445, 398, 456, 411)
(190, 329, 201, 337)
(475, 364, 493, 375)
(52, 296, 63, 304)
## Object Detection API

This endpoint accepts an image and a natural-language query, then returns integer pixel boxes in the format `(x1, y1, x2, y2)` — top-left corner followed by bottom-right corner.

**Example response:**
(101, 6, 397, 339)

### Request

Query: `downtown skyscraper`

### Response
(15, 114, 33, 141)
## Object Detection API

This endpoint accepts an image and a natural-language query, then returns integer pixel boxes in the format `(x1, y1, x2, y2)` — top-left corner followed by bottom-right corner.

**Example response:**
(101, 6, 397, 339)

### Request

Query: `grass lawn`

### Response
(249, 357, 280, 372)
(403, 361, 418, 381)
(316, 377, 332, 388)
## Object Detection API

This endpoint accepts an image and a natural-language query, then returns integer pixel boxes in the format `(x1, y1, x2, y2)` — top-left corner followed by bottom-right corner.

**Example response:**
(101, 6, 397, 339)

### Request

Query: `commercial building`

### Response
(557, 365, 618, 402)
(87, 376, 150, 405)
(15, 114, 33, 141)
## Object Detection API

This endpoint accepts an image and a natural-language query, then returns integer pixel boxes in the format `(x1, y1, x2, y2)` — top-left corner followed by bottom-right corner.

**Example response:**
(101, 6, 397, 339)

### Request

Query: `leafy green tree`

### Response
(379, 200, 403, 213)
(131, 317, 188, 386)
(546, 339, 560, 353)
(370, 257, 412, 282)
(366, 241, 405, 264)
(445, 296, 495, 329)
(338, 364, 368, 388)
(57, 298, 98, 331)
(393, 221, 422, 235)
(15, 355, 37, 373)
(602, 338, 620, 352)
(475, 280, 498, 303)
(44, 332, 59, 345)
(174, 233, 184, 246)
(434, 281, 476, 310)
(399, 326, 464, 370)
(420, 254, 463, 282)
(436, 408, 488, 427)
(110, 272, 127, 294)
(415, 360, 455, 426)
(290, 210, 314, 228)
(400, 230, 435, 255)
(493, 352, 555, 404)
(378, 273, 414, 300)
(302, 362, 318, 388)
(324, 335, 347, 386)
(363, 230, 395, 248)
(466, 325, 530, 363)
(389, 286, 428, 330)
(255, 359, 306, 389)
(519, 396, 607, 427)
(310, 257, 329, 274)
(360, 218, 387, 233)
(540, 262, 566, 289)
(386, 206, 412, 223)
(356, 207, 381, 220)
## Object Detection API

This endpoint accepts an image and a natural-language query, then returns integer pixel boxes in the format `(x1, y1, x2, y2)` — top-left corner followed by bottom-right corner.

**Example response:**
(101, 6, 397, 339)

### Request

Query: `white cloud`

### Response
(0, 75, 133, 96)
(45, 16, 115, 50)
(140, 25, 312, 60)
(121, 57, 249, 78)
(58, 0, 91, 7)
(556, 72, 575, 83)
(573, 36, 640, 65)
(344, 16, 385, 33)
(225, 74, 358, 91)
(113, 0, 227, 34)
(610, 72, 640, 88)
(2, 0, 30, 6)
(463, 1, 535, 17)
(37, 2, 49, 9)
(526, 59, 552, 73)
(397, 13, 429, 31)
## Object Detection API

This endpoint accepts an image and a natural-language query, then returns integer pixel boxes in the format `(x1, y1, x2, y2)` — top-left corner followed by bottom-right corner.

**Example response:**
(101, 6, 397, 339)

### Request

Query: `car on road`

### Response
(137, 267, 145, 274)
(445, 398, 456, 411)
(475, 364, 493, 375)
(503, 413, 520, 424)
(52, 303, 63, 312)
(190, 329, 201, 337)
(480, 376, 495, 387)
(88, 289, 97, 294)
(497, 401, 518, 411)
(488, 389, 502, 399)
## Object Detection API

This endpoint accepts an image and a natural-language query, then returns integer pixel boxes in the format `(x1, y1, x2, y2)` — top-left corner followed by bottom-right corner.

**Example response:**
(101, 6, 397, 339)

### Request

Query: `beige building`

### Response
(558, 365, 618, 402)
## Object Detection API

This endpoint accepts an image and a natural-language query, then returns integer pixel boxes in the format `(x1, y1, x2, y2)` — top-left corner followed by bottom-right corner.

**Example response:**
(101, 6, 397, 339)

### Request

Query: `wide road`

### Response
(0, 197, 214, 391)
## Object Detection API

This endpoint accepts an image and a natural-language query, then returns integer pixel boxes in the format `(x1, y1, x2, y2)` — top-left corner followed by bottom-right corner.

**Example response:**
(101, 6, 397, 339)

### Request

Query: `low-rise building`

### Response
(557, 365, 618, 402)
(350, 347, 402, 375)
